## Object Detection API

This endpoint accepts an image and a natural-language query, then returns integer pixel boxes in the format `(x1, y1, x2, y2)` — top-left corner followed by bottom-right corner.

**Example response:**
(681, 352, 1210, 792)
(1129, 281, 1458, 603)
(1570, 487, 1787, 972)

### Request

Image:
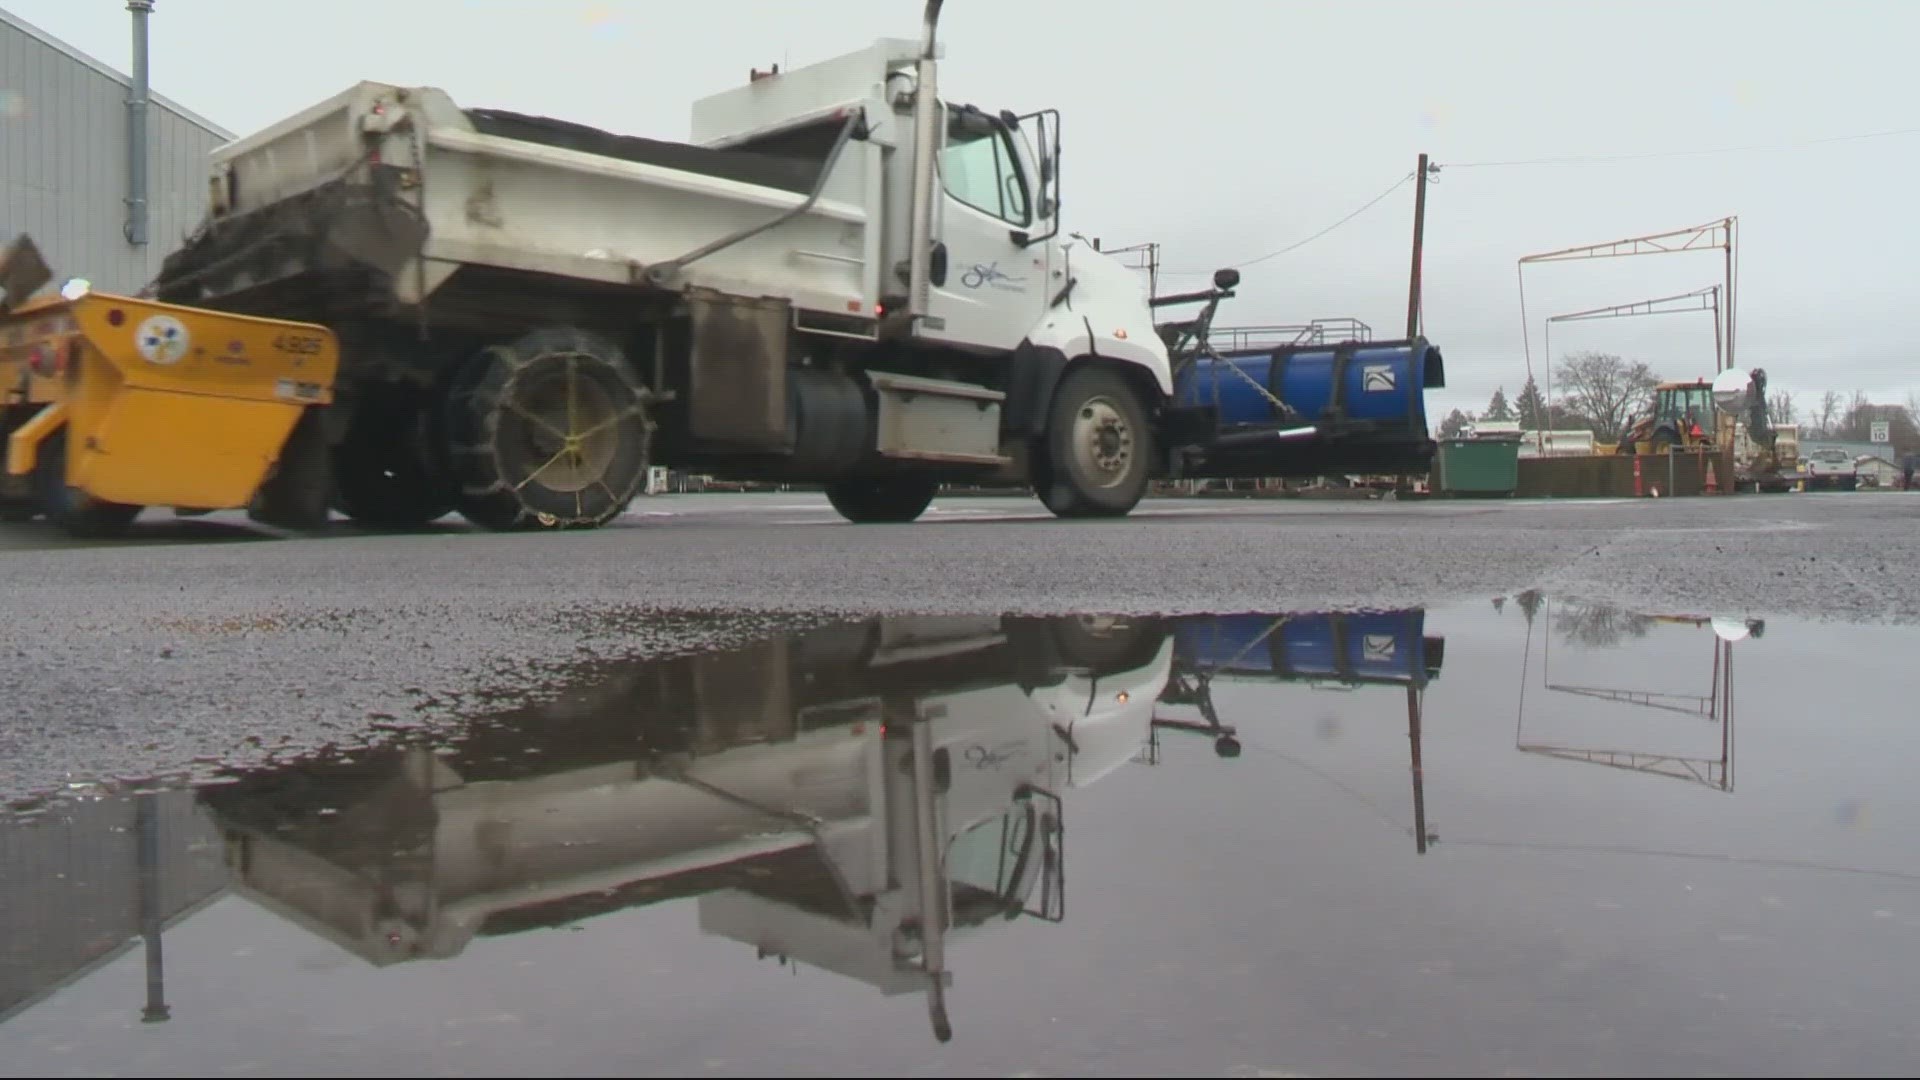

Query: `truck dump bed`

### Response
(152, 65, 892, 325)
(459, 108, 818, 196)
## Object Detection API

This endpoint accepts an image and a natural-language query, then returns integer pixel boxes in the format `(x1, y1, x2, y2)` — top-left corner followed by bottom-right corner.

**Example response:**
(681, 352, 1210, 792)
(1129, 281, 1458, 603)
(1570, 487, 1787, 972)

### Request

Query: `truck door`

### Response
(920, 106, 1051, 353)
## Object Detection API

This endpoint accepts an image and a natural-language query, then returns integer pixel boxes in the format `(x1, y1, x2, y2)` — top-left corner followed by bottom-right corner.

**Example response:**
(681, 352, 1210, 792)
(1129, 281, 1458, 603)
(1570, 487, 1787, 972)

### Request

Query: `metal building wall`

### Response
(0, 8, 231, 296)
(0, 791, 229, 1024)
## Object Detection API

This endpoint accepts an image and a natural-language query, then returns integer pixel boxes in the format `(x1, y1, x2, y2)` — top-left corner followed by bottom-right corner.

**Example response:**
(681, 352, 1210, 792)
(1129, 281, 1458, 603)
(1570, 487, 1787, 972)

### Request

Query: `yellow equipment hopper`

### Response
(1, 233, 339, 537)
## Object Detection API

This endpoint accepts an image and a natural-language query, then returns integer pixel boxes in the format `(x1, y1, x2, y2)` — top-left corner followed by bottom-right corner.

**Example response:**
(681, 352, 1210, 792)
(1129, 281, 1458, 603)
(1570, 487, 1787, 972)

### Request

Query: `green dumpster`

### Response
(1436, 437, 1521, 496)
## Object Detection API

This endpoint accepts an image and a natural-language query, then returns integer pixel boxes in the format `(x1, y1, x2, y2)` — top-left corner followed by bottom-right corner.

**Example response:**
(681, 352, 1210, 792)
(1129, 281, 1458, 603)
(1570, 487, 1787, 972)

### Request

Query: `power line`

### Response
(1166, 171, 1414, 273)
(1152, 123, 1915, 278)
(1445, 124, 1920, 168)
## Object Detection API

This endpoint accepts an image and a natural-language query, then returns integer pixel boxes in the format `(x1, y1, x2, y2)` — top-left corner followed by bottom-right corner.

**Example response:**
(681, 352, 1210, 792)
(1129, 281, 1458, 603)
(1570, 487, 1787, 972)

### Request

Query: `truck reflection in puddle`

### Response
(188, 609, 1443, 1043)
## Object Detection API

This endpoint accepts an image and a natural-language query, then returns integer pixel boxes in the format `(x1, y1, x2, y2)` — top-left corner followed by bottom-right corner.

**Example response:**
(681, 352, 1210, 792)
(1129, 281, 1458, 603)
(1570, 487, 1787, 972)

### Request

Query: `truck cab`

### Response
(1633, 379, 1719, 450)
(682, 33, 1171, 519)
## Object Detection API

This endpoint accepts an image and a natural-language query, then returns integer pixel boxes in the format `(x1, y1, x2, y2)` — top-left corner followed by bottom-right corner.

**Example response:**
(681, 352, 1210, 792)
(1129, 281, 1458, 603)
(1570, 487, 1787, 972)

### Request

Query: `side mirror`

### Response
(1213, 267, 1241, 291)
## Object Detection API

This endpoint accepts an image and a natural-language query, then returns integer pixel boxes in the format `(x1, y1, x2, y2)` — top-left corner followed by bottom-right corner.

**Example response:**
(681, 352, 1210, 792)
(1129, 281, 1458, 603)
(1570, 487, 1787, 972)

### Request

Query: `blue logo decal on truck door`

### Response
(962, 262, 1028, 292)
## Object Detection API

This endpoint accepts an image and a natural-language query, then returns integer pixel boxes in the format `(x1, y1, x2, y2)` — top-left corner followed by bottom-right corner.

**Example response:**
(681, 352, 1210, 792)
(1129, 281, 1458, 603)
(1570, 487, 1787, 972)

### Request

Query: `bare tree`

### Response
(1839, 400, 1920, 445)
(1552, 351, 1659, 442)
(1554, 601, 1656, 649)
(1767, 390, 1797, 427)
(1813, 390, 1843, 437)
(1839, 390, 1875, 441)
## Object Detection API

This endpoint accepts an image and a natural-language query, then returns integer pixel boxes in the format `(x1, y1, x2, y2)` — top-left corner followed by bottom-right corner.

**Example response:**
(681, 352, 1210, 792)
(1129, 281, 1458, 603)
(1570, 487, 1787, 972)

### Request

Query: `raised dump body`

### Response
(157, 66, 888, 326)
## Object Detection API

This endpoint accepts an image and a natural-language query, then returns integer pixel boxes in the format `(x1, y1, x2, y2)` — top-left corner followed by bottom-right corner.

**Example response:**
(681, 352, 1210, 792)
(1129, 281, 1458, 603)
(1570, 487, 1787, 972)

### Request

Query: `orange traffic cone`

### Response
(1705, 458, 1720, 495)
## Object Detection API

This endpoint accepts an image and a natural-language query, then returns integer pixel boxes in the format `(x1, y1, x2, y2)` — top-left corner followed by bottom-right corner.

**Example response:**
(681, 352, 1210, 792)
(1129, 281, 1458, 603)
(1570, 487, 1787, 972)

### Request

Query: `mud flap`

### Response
(1003, 339, 1069, 439)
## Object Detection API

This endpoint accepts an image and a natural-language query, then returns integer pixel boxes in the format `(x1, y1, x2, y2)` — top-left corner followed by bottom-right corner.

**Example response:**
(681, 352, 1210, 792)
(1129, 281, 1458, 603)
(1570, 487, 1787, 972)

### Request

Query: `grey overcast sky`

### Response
(7, 0, 1917, 418)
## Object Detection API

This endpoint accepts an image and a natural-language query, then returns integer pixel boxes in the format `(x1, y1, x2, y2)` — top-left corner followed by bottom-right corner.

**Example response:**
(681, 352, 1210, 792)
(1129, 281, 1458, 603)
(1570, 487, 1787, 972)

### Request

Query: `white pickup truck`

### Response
(1803, 446, 1859, 491)
(150, 2, 1192, 529)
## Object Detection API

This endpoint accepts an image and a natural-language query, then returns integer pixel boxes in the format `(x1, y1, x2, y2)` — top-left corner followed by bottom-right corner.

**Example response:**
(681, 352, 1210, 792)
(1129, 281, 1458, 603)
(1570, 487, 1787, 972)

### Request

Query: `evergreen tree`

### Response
(1483, 387, 1515, 422)
(1515, 376, 1548, 430)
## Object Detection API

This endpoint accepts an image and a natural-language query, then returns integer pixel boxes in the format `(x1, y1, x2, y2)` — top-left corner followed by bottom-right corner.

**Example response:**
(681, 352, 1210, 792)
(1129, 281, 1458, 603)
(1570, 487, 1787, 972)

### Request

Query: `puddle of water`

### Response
(3, 598, 1918, 1077)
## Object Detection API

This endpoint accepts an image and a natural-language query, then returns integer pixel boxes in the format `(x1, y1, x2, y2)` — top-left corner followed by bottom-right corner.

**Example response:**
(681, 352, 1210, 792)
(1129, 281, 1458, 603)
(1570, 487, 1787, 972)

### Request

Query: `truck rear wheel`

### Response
(442, 328, 653, 531)
(330, 390, 454, 530)
(825, 475, 939, 523)
(1037, 365, 1153, 518)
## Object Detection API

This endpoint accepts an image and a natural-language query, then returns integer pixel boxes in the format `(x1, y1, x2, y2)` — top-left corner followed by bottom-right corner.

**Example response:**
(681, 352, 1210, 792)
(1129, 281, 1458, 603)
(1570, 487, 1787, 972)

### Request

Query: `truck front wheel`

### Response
(1038, 365, 1153, 518)
(825, 475, 939, 524)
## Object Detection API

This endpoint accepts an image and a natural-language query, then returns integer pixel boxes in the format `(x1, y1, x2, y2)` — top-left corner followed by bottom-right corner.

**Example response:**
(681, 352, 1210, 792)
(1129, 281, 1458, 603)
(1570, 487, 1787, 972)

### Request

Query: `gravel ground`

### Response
(1, 490, 1914, 806)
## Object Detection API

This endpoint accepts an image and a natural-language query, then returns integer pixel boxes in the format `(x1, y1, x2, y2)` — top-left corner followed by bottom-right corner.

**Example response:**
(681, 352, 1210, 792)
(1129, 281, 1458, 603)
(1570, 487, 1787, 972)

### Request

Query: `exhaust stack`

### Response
(124, 0, 154, 247)
(904, 0, 945, 321)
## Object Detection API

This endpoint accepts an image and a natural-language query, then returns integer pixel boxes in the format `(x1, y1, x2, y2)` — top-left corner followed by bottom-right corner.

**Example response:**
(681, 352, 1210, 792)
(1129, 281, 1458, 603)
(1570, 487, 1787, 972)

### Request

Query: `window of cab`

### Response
(938, 106, 1032, 226)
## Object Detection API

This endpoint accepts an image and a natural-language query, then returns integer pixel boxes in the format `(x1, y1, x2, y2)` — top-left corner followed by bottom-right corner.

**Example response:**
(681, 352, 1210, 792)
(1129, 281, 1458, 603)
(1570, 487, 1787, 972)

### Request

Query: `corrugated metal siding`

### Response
(0, 792, 228, 1021)
(0, 19, 225, 295)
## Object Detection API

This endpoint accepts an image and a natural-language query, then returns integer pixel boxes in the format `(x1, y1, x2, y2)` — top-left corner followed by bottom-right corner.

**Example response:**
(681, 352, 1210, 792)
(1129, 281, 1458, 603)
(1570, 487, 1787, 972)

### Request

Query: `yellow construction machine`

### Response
(0, 234, 340, 537)
(1612, 368, 1802, 491)
(1617, 379, 1720, 454)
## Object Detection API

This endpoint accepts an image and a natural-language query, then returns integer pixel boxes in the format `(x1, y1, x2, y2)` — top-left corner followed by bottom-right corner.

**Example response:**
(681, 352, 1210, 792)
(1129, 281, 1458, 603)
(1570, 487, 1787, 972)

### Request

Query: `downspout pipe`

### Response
(904, 0, 945, 321)
(124, 0, 154, 247)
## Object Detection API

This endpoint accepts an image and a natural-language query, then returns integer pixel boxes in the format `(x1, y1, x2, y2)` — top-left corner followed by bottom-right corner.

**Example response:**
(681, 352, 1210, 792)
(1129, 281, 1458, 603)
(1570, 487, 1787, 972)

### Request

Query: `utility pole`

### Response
(1405, 153, 1432, 339)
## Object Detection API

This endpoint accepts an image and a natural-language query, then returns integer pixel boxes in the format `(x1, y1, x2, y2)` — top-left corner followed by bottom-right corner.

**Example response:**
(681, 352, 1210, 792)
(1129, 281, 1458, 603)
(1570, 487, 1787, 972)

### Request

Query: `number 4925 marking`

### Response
(272, 333, 324, 355)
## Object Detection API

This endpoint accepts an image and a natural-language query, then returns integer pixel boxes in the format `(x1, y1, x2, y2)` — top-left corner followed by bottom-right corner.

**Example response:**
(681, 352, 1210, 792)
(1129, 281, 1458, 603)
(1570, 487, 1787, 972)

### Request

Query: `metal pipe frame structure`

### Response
(1515, 596, 1736, 794)
(1211, 318, 1375, 353)
(1099, 241, 1161, 301)
(1515, 217, 1739, 453)
(1542, 286, 1723, 449)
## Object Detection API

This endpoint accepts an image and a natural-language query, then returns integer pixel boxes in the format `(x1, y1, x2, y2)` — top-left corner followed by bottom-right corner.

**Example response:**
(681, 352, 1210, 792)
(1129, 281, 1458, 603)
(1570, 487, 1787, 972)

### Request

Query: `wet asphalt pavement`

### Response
(0, 490, 1915, 809)
(3, 597, 1919, 1076)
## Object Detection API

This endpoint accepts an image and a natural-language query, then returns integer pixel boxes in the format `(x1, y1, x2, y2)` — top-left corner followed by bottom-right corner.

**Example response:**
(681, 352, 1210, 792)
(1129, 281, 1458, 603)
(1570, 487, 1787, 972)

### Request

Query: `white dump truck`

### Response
(148, 3, 1170, 528)
(147, 1, 1443, 531)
